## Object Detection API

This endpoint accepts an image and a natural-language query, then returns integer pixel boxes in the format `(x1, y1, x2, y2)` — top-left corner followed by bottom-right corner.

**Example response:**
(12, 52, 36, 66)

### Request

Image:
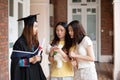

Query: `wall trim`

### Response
(31, 3, 49, 5)
(113, 0, 120, 3)
(100, 55, 113, 62)
(98, 0, 101, 62)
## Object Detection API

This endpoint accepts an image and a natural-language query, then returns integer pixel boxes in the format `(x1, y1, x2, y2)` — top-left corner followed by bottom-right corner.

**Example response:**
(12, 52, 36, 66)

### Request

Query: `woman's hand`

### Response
(35, 55, 41, 61)
(49, 47, 54, 56)
(71, 60, 77, 66)
(53, 46, 62, 53)
(69, 51, 77, 58)
(29, 55, 41, 64)
(29, 57, 34, 63)
(50, 47, 54, 53)
(53, 46, 70, 61)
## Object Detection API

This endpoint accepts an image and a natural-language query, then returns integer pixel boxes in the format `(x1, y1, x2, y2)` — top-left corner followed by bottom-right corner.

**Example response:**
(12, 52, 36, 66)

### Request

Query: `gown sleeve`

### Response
(12, 37, 30, 67)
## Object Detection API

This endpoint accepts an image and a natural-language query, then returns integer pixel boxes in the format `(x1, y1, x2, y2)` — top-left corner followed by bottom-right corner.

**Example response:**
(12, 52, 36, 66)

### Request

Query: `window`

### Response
(87, 8, 96, 13)
(87, 0, 96, 2)
(72, 0, 81, 3)
(9, 0, 14, 16)
(72, 8, 81, 14)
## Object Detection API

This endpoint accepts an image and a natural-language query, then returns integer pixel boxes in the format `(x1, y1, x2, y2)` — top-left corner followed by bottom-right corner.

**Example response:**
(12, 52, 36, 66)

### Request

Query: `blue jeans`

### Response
(51, 77, 73, 80)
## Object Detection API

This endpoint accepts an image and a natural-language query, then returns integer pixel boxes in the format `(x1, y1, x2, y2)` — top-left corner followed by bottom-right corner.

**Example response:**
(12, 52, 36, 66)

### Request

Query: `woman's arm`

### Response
(48, 55, 54, 62)
(70, 45, 95, 62)
(54, 47, 70, 61)
(30, 55, 42, 64)
(48, 47, 54, 62)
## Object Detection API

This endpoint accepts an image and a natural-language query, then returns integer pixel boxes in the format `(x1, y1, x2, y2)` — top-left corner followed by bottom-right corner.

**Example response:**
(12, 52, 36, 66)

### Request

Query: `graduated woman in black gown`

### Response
(10, 14, 46, 80)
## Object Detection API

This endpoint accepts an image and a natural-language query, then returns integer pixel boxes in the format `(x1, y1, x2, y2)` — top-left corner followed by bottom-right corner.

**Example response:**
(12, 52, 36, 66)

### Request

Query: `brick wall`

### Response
(101, 0, 113, 55)
(0, 0, 9, 80)
(54, 0, 67, 25)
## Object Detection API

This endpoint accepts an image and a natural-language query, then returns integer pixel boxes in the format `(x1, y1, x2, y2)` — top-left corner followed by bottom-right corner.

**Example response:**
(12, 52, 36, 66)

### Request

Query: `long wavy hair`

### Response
(51, 22, 72, 54)
(67, 20, 86, 47)
(22, 22, 39, 51)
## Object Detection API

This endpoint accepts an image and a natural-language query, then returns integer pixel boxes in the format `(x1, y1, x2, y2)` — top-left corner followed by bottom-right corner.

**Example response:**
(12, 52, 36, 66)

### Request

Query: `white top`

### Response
(75, 36, 95, 68)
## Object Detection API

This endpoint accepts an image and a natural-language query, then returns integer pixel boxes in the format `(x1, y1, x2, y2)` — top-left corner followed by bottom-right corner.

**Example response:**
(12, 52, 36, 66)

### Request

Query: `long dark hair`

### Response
(22, 22, 39, 51)
(51, 22, 71, 53)
(67, 20, 86, 46)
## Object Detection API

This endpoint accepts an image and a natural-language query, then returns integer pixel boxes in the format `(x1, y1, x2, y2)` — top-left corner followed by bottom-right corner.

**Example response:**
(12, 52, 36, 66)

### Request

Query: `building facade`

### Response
(0, 0, 120, 80)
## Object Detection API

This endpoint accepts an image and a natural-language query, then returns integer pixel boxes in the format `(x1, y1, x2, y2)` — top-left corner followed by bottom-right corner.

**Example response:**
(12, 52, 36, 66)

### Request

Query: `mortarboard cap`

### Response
(17, 13, 39, 26)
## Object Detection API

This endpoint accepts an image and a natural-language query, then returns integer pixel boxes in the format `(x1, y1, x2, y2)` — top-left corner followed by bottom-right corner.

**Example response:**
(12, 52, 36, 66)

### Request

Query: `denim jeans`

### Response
(51, 77, 73, 80)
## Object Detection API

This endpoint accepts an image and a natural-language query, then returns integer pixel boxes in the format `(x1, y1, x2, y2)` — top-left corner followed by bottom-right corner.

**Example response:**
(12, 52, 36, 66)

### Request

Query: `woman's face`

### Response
(56, 25, 66, 40)
(68, 26, 74, 38)
(33, 22, 38, 35)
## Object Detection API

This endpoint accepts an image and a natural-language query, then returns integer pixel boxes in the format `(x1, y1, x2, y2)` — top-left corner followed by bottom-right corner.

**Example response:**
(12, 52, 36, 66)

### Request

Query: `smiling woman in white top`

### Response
(67, 20, 98, 80)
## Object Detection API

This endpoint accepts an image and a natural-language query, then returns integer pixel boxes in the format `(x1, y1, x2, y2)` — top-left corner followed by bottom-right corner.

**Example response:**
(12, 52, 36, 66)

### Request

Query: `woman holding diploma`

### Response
(10, 14, 46, 80)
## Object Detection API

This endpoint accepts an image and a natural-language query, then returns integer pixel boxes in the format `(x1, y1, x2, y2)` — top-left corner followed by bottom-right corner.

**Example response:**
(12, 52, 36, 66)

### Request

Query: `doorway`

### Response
(68, 0, 100, 61)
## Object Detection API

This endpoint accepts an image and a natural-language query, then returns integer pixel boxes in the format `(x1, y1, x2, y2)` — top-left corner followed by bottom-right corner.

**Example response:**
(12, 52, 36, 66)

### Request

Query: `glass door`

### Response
(72, 5, 82, 22)
(86, 7, 97, 60)
(68, 0, 99, 61)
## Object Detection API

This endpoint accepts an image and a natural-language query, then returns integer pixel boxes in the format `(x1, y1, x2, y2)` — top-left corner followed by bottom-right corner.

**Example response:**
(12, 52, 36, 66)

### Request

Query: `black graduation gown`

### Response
(10, 35, 46, 80)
